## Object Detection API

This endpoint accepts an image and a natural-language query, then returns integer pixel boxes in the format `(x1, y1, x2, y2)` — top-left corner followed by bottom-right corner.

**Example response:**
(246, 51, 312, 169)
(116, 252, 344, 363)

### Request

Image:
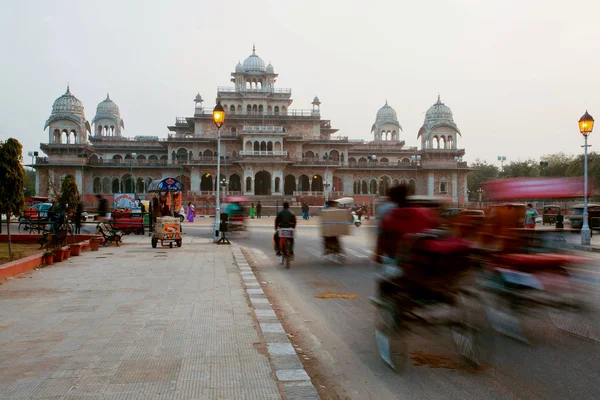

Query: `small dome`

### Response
(95, 93, 120, 117)
(425, 95, 454, 123)
(376, 100, 398, 122)
(194, 93, 203, 102)
(312, 95, 321, 104)
(266, 62, 274, 73)
(235, 61, 244, 73)
(51, 85, 85, 116)
(242, 45, 266, 72)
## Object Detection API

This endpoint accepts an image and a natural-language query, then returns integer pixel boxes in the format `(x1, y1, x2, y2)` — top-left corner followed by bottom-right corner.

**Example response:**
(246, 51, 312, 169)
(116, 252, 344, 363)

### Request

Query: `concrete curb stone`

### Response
(231, 246, 320, 400)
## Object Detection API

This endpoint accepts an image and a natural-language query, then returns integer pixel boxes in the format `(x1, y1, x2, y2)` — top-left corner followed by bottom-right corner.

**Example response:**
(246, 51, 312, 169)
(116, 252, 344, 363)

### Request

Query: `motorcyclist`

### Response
(274, 202, 297, 256)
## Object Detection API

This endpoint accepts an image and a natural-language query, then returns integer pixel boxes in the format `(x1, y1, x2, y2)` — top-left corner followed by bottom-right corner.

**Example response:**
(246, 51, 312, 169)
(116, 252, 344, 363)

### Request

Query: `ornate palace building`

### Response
(32, 47, 469, 206)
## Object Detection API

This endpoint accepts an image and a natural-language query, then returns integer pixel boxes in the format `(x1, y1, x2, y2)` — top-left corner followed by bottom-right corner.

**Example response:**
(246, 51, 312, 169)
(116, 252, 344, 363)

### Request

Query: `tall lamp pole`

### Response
(130, 153, 136, 193)
(323, 154, 333, 203)
(369, 155, 377, 195)
(579, 111, 594, 245)
(77, 151, 88, 193)
(477, 188, 484, 208)
(213, 102, 225, 243)
(497, 155, 506, 174)
(454, 156, 463, 205)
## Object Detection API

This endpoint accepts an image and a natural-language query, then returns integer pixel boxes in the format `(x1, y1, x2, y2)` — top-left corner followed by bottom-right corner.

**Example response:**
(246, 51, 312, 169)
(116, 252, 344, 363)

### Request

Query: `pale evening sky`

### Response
(1, 0, 599, 165)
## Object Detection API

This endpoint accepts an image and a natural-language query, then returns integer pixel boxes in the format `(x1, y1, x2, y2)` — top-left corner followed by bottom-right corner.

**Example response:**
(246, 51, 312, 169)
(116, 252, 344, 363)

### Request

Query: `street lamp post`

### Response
(454, 156, 463, 205)
(497, 155, 506, 173)
(77, 151, 88, 193)
(323, 154, 333, 203)
(411, 155, 421, 194)
(477, 188, 484, 208)
(129, 153, 136, 193)
(579, 110, 594, 245)
(213, 102, 225, 243)
(369, 155, 377, 195)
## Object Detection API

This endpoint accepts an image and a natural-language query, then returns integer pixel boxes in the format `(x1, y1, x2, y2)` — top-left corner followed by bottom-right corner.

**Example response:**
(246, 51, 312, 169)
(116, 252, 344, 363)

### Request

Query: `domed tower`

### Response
(417, 95, 461, 150)
(371, 101, 402, 141)
(230, 45, 278, 90)
(44, 85, 91, 144)
(92, 94, 124, 137)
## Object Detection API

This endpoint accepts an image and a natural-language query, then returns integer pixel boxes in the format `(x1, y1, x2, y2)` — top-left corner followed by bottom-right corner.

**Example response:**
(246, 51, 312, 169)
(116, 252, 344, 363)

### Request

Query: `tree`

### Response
(24, 169, 36, 197)
(501, 159, 540, 178)
(540, 153, 574, 177)
(467, 159, 499, 200)
(0, 138, 26, 260)
(57, 174, 80, 216)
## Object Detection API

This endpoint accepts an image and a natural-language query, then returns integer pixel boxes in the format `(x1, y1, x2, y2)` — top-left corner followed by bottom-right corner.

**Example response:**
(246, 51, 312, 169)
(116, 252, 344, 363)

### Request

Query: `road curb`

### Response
(232, 246, 321, 400)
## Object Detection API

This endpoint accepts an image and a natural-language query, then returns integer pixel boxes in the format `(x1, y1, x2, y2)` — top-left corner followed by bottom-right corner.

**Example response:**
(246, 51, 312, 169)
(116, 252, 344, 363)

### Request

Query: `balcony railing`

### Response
(343, 161, 421, 169)
(242, 125, 284, 133)
(293, 159, 339, 166)
(238, 151, 288, 157)
(188, 109, 318, 118)
(217, 86, 292, 94)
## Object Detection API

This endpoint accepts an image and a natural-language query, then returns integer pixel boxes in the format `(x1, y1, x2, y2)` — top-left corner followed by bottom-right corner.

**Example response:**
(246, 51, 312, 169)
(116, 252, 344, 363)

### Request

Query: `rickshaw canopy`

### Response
(225, 196, 249, 203)
(481, 177, 592, 200)
(147, 177, 183, 192)
(333, 197, 355, 205)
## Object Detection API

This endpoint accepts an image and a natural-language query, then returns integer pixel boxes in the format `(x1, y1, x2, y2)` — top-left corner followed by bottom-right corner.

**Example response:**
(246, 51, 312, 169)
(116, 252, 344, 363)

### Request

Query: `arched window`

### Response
(203, 149, 213, 157)
(112, 154, 122, 161)
(229, 105, 235, 114)
(231, 127, 236, 133)
(348, 157, 356, 163)
(447, 136, 453, 149)
(112, 178, 121, 193)
(440, 136, 446, 149)
(260, 141, 267, 151)
(267, 142, 273, 152)
(380, 157, 389, 163)
(274, 106, 279, 114)
(237, 105, 242, 113)
(305, 150, 314, 158)
(102, 177, 111, 193)
(93, 177, 101, 193)
(247, 105, 252, 114)
(439, 182, 447, 193)
(358, 157, 367, 163)
(253, 142, 259, 151)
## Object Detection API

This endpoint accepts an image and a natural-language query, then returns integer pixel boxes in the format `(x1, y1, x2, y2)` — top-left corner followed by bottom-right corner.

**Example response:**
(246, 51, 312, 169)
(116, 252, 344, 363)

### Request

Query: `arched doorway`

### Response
(298, 175, 309, 192)
(229, 174, 241, 192)
(408, 179, 416, 195)
(284, 175, 296, 195)
(246, 177, 252, 192)
(361, 180, 368, 194)
(353, 180, 360, 195)
(379, 176, 390, 196)
(255, 171, 271, 195)
(201, 173, 213, 191)
(311, 175, 323, 192)
(112, 178, 120, 193)
(370, 179, 377, 195)
(275, 177, 281, 193)
(332, 176, 343, 192)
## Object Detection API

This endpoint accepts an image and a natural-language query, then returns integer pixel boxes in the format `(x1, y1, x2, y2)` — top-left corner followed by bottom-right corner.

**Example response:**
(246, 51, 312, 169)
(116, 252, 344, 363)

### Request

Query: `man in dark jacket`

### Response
(256, 201, 262, 219)
(274, 202, 297, 255)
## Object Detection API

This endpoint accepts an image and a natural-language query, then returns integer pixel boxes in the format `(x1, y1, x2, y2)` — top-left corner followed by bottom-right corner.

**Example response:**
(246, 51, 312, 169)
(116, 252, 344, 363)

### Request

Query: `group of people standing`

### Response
(249, 201, 262, 219)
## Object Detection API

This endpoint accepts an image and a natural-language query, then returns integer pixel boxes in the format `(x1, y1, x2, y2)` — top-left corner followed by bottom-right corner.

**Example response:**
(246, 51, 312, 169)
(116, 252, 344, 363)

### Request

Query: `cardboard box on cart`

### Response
(321, 209, 351, 237)
(156, 216, 181, 238)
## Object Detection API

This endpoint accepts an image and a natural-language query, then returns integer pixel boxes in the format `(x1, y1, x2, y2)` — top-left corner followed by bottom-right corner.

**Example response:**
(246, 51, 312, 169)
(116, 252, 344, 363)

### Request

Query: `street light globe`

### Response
(579, 110, 594, 136)
(213, 102, 225, 128)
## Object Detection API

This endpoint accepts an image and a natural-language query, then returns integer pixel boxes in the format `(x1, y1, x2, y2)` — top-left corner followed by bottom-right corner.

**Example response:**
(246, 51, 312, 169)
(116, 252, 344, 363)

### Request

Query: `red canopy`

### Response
(481, 177, 592, 200)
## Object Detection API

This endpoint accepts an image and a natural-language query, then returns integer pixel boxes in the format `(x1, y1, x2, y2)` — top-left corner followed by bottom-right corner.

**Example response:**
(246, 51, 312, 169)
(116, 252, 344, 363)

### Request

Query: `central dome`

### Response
(95, 94, 120, 117)
(51, 86, 85, 115)
(376, 101, 398, 122)
(425, 95, 454, 123)
(242, 45, 266, 72)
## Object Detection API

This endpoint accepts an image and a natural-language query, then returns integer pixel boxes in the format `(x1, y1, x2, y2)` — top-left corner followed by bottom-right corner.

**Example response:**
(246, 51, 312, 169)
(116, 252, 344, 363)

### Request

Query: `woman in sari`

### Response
(186, 202, 195, 222)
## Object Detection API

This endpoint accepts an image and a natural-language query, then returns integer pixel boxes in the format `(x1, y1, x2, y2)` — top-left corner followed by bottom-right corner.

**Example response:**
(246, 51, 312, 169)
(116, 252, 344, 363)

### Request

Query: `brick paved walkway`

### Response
(0, 237, 282, 399)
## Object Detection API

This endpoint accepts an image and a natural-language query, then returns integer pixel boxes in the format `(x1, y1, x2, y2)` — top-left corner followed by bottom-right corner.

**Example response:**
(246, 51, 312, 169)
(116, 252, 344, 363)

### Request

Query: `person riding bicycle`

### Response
(274, 202, 297, 256)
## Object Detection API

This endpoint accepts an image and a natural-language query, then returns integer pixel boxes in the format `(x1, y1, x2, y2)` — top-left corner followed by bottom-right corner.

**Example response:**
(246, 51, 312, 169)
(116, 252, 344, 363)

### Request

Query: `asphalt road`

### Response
(8, 220, 600, 399)
(178, 223, 599, 400)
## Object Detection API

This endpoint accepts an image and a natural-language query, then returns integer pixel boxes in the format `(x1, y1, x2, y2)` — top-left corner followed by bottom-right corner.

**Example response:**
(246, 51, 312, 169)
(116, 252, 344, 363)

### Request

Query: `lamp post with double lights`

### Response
(128, 153, 136, 193)
(454, 156, 463, 205)
(411, 155, 421, 194)
(578, 110, 594, 245)
(213, 102, 225, 243)
(497, 155, 506, 173)
(369, 155, 377, 195)
(323, 154, 333, 203)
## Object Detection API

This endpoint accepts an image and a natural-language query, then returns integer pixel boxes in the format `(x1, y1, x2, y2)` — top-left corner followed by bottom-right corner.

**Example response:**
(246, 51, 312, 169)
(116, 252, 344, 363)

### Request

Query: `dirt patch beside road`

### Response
(0, 243, 42, 266)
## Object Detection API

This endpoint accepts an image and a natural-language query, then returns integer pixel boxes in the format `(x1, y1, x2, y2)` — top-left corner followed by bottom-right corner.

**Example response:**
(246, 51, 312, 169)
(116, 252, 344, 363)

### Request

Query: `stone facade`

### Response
(33, 48, 469, 205)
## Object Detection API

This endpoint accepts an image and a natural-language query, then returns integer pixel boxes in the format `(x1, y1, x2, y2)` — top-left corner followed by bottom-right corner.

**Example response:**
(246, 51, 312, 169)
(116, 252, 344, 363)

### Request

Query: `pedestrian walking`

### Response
(301, 202, 308, 220)
(186, 202, 195, 222)
(74, 202, 83, 234)
(250, 203, 256, 219)
(525, 203, 540, 229)
(256, 201, 262, 219)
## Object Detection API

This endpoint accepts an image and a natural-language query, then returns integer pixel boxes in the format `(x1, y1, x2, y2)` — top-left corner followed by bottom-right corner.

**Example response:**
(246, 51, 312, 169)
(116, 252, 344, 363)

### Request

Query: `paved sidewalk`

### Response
(0, 237, 287, 399)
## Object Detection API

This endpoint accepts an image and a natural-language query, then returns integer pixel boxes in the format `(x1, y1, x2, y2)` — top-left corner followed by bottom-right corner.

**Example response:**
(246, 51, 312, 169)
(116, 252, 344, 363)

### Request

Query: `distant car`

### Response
(439, 208, 464, 222)
(458, 209, 486, 224)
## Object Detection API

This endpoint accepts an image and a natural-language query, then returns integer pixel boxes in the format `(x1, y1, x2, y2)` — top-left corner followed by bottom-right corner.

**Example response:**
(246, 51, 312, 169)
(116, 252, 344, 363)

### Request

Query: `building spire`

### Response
(66, 84, 70, 94)
(106, 93, 110, 100)
(252, 43, 256, 54)
(385, 99, 388, 106)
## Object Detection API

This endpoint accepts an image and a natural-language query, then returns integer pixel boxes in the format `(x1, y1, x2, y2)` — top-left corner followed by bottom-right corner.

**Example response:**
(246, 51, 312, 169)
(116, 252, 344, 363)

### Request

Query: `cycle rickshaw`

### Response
(148, 177, 183, 248)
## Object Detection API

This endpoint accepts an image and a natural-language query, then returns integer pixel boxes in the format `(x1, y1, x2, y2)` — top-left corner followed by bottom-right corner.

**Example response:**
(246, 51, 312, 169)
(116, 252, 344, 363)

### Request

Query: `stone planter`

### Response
(43, 254, 54, 265)
(90, 239, 101, 251)
(70, 244, 82, 256)
(52, 249, 65, 262)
